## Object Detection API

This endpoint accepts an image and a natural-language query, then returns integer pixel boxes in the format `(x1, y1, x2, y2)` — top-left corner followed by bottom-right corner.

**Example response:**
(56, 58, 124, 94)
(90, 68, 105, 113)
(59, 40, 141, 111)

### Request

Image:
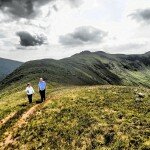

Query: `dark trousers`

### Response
(27, 94, 32, 103)
(39, 90, 46, 102)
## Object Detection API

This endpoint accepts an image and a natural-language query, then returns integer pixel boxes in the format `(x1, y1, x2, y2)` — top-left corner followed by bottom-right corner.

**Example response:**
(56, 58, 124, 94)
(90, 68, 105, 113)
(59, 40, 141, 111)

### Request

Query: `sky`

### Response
(0, 0, 150, 62)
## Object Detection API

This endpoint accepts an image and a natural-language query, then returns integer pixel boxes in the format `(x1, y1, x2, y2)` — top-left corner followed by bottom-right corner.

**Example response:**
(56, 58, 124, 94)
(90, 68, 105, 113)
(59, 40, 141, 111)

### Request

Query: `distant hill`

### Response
(0, 51, 150, 88)
(0, 58, 23, 81)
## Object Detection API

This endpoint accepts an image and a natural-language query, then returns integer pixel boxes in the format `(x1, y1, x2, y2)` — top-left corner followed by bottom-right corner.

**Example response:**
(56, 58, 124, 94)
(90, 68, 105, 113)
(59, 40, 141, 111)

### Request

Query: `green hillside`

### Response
(0, 51, 150, 89)
(0, 51, 150, 149)
(0, 84, 149, 149)
(0, 58, 22, 81)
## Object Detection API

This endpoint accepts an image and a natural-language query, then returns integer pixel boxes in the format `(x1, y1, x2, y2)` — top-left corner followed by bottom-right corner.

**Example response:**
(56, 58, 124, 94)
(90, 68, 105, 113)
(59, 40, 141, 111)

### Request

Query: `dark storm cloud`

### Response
(0, 0, 83, 19)
(130, 8, 150, 24)
(59, 26, 107, 46)
(0, 0, 55, 19)
(16, 31, 47, 47)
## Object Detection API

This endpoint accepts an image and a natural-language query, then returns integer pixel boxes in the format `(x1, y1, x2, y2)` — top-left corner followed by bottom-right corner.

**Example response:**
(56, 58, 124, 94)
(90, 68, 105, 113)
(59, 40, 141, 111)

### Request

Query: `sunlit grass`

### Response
(1, 85, 149, 149)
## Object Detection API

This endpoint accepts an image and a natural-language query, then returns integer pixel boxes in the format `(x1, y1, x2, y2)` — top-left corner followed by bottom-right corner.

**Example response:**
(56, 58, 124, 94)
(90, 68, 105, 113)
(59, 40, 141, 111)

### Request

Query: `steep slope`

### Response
(0, 58, 23, 81)
(0, 51, 150, 88)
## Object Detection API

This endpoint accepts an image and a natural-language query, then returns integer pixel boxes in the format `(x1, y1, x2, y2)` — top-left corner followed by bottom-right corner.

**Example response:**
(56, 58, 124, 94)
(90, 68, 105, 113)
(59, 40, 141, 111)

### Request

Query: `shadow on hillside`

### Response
(18, 103, 27, 107)
(18, 100, 43, 107)
(36, 100, 43, 104)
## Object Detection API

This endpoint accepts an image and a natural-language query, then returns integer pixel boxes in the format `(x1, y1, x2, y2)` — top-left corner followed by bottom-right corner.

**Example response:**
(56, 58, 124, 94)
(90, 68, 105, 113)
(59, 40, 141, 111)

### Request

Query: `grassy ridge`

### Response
(0, 85, 149, 149)
(1, 51, 150, 89)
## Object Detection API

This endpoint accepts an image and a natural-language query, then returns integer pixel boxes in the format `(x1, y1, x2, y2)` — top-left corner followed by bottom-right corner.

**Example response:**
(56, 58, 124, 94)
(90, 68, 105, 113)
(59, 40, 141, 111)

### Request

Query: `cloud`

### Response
(130, 8, 150, 24)
(59, 26, 107, 46)
(0, 0, 83, 19)
(115, 43, 146, 51)
(16, 31, 47, 47)
(66, 0, 83, 8)
(104, 42, 147, 53)
(0, 0, 56, 19)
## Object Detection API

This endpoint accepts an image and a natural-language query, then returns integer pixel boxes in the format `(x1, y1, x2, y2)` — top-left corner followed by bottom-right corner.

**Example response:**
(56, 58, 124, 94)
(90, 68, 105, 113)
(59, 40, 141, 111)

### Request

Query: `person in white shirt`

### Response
(25, 83, 34, 103)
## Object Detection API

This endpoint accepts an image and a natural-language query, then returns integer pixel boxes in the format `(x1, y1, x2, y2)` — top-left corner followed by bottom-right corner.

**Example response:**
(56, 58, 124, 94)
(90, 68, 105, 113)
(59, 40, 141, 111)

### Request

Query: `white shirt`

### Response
(25, 86, 34, 95)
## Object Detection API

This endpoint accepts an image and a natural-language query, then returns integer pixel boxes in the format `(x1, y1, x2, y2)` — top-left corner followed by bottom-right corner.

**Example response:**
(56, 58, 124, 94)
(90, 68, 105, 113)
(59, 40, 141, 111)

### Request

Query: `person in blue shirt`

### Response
(38, 78, 46, 102)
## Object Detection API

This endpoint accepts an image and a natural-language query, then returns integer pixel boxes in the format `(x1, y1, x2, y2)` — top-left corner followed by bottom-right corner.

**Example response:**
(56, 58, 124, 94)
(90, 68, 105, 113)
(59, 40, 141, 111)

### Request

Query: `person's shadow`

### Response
(36, 100, 43, 104)
(18, 103, 27, 107)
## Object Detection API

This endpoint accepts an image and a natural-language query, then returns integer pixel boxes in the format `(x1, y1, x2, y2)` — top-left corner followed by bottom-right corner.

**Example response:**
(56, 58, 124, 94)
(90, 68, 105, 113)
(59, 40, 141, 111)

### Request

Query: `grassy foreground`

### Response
(0, 85, 150, 149)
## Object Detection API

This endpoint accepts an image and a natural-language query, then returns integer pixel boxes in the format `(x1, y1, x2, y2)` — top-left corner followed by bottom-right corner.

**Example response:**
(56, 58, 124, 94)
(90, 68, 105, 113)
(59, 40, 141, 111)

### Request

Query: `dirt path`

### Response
(0, 104, 40, 149)
(0, 88, 64, 149)
(0, 112, 17, 126)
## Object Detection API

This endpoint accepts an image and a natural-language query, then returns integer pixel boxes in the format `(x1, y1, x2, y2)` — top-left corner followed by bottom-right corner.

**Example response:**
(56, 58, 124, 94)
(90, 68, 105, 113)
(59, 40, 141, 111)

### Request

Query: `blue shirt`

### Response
(38, 81, 46, 91)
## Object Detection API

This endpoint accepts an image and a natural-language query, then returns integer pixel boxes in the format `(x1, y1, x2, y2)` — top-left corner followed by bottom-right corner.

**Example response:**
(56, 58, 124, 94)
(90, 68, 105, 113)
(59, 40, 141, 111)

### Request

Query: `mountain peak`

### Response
(144, 51, 150, 55)
(71, 50, 91, 57)
(94, 51, 107, 55)
(79, 50, 91, 55)
(73, 50, 107, 57)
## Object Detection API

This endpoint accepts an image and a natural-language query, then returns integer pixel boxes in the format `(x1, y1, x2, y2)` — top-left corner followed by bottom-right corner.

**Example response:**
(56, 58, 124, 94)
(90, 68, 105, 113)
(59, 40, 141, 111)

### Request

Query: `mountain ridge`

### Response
(0, 51, 150, 88)
(0, 58, 23, 81)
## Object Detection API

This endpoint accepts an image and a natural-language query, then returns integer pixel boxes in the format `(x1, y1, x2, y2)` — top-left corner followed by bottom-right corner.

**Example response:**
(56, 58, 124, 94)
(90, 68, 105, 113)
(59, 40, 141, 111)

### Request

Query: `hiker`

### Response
(38, 78, 46, 102)
(25, 83, 34, 103)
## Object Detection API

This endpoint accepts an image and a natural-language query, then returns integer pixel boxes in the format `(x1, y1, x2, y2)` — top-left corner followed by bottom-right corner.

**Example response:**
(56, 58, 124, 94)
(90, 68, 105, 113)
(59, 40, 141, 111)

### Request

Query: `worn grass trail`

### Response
(0, 112, 17, 126)
(1, 105, 41, 148)
(0, 103, 35, 142)
(0, 103, 41, 149)
(0, 87, 65, 150)
(0, 97, 55, 150)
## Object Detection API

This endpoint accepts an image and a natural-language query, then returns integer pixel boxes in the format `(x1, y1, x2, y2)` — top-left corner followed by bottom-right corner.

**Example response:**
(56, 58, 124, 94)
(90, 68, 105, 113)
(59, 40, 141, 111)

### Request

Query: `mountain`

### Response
(0, 58, 23, 81)
(144, 51, 150, 56)
(0, 51, 150, 88)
